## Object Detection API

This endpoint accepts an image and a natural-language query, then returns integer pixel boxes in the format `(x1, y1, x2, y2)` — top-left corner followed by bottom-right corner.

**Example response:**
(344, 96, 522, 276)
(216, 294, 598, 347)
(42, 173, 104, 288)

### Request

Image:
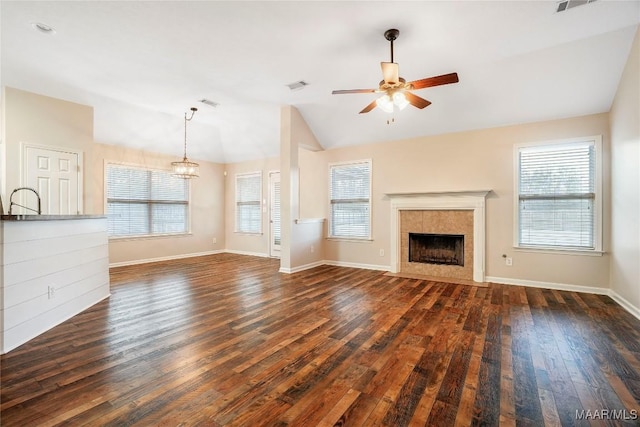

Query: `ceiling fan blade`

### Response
(381, 62, 399, 85)
(359, 99, 378, 114)
(408, 72, 459, 90)
(332, 88, 376, 95)
(405, 92, 432, 109)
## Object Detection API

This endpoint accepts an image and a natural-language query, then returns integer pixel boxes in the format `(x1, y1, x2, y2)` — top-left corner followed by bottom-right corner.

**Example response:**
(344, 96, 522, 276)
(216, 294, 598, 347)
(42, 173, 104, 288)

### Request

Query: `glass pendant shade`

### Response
(375, 94, 394, 113)
(392, 91, 409, 110)
(171, 158, 199, 178)
(376, 90, 409, 113)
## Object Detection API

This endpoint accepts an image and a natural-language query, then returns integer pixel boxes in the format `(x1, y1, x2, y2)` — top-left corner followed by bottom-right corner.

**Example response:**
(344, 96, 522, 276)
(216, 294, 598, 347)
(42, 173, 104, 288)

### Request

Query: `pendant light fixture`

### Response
(171, 107, 199, 178)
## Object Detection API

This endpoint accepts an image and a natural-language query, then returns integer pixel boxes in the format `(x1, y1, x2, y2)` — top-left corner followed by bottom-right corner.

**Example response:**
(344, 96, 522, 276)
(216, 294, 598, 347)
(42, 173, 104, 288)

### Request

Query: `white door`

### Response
(24, 145, 81, 215)
(269, 172, 281, 257)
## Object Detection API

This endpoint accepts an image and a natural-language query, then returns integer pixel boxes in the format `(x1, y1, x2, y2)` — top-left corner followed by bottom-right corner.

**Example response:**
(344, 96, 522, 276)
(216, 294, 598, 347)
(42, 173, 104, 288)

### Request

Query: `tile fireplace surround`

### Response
(386, 191, 490, 283)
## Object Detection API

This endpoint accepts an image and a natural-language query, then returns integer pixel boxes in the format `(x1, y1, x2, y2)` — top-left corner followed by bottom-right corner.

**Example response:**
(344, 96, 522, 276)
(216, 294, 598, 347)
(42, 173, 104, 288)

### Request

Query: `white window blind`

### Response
(236, 172, 262, 233)
(106, 165, 189, 237)
(329, 160, 371, 239)
(518, 140, 596, 249)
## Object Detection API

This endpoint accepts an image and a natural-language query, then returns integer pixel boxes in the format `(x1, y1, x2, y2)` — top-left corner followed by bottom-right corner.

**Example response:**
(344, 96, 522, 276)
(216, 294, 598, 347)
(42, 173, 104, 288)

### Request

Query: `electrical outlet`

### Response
(379, 249, 385, 257)
(48, 285, 56, 299)
(213, 237, 217, 244)
(310, 245, 314, 253)
(505, 257, 513, 266)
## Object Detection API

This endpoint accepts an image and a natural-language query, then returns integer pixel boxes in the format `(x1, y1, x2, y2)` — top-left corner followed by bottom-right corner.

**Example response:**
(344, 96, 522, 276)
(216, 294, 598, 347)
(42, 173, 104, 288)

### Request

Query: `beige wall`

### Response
(224, 156, 279, 256)
(2, 87, 95, 212)
(91, 143, 225, 264)
(299, 148, 327, 219)
(310, 113, 611, 287)
(610, 27, 640, 311)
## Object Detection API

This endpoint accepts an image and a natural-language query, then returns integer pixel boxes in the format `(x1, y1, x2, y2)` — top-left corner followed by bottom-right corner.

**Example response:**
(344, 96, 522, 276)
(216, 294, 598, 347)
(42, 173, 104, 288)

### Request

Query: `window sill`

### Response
(109, 232, 192, 241)
(326, 237, 373, 243)
(234, 232, 263, 236)
(514, 246, 605, 257)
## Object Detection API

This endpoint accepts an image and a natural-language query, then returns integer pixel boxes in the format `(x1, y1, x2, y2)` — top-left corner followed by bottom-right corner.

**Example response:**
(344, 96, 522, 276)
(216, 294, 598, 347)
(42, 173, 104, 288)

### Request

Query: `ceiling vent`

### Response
(556, 0, 597, 13)
(286, 80, 309, 91)
(199, 98, 219, 108)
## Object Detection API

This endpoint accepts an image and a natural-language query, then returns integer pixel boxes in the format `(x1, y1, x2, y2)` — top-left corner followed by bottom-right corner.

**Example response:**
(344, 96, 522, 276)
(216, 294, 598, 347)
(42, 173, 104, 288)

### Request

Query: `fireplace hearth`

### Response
(409, 233, 464, 266)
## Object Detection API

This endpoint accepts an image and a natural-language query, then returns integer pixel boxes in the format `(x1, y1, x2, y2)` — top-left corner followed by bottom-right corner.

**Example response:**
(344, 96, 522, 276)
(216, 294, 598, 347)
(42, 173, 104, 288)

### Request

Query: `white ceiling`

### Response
(2, 1, 639, 164)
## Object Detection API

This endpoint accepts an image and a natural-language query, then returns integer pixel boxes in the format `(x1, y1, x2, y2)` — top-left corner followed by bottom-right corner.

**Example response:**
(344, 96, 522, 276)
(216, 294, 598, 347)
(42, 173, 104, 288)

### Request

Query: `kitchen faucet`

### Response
(9, 187, 42, 215)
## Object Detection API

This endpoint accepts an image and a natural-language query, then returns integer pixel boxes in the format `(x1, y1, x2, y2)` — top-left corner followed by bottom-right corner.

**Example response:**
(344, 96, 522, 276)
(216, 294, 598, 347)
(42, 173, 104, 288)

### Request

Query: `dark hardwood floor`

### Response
(1, 253, 639, 426)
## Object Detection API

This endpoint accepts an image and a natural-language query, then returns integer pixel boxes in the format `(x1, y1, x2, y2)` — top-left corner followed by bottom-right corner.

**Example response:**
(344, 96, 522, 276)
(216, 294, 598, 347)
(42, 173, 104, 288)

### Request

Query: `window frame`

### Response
(328, 159, 373, 241)
(513, 135, 603, 254)
(235, 170, 263, 234)
(105, 162, 191, 240)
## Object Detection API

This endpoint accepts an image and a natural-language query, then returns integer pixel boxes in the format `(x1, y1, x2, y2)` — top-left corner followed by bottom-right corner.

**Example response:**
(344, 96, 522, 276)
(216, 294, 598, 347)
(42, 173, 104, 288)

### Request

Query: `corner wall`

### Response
(610, 27, 640, 316)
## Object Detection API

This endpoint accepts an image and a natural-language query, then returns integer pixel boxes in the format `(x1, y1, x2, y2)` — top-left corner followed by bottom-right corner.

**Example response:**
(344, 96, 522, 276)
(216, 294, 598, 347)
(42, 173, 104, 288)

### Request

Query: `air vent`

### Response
(556, 0, 597, 13)
(199, 98, 219, 108)
(286, 80, 309, 91)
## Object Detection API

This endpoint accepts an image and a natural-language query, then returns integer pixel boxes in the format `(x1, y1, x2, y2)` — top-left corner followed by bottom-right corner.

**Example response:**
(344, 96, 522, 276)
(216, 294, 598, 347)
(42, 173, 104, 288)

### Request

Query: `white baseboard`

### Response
(485, 276, 610, 295)
(279, 260, 325, 274)
(323, 260, 390, 271)
(109, 250, 225, 268)
(486, 275, 640, 320)
(607, 290, 640, 321)
(280, 260, 389, 274)
(223, 249, 271, 258)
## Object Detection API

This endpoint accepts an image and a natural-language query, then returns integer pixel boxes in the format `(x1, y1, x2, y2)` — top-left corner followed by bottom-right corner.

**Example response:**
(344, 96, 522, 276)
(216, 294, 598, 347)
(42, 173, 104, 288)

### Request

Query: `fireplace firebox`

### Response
(408, 233, 464, 266)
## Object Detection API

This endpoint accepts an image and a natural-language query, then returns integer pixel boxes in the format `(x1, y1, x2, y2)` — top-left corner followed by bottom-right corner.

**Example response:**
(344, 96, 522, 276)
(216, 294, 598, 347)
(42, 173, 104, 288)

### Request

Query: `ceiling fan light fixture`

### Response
(392, 91, 409, 110)
(376, 94, 394, 113)
(331, 28, 459, 114)
(171, 107, 199, 179)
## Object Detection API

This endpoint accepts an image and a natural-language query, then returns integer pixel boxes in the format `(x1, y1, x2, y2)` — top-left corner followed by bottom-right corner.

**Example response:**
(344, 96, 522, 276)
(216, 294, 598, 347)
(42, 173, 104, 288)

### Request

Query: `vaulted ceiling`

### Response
(2, 1, 638, 164)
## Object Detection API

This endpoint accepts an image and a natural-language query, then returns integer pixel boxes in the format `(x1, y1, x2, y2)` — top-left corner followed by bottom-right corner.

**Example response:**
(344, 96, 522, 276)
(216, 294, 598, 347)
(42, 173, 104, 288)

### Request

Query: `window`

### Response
(516, 136, 601, 251)
(236, 171, 262, 234)
(106, 164, 189, 237)
(329, 160, 371, 239)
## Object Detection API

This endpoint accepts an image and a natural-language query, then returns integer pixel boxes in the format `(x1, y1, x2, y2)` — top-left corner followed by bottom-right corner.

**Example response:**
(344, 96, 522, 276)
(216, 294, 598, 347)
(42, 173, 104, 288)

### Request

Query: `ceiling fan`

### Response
(332, 29, 459, 114)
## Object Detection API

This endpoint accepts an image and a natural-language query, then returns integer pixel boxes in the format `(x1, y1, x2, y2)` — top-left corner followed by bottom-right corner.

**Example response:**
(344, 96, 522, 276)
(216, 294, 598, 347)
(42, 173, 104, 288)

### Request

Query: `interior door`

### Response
(24, 145, 81, 215)
(269, 171, 281, 257)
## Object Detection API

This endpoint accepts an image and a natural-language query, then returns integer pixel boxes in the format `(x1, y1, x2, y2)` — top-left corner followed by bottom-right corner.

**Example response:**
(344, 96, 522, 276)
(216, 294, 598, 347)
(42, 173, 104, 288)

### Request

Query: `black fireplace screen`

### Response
(408, 233, 464, 266)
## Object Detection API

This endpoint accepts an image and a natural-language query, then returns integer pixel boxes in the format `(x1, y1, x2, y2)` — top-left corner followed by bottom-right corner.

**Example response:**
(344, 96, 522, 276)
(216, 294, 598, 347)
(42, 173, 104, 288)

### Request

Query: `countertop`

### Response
(1, 214, 106, 221)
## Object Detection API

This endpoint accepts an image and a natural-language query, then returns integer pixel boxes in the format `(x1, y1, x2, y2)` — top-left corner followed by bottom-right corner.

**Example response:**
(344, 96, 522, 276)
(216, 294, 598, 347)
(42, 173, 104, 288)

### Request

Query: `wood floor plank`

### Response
(1, 253, 639, 426)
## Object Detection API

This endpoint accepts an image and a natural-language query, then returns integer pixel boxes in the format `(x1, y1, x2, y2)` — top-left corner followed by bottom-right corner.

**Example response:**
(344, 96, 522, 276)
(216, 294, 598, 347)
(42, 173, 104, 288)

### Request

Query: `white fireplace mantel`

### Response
(386, 190, 491, 282)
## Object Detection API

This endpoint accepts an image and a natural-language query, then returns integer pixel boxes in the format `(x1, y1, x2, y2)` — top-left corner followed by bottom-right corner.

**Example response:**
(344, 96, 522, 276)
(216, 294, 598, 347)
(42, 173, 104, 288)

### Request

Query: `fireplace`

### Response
(386, 191, 489, 282)
(409, 233, 464, 266)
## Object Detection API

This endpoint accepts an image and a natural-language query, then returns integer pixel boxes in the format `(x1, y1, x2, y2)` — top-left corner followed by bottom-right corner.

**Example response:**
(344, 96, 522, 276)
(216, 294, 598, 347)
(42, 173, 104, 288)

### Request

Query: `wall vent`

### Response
(286, 80, 309, 91)
(556, 0, 597, 13)
(199, 98, 219, 108)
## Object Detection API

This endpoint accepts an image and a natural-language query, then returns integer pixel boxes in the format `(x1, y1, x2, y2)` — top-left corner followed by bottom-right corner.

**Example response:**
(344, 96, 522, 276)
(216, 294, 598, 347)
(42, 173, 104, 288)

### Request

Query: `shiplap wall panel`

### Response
(3, 232, 107, 265)
(4, 244, 107, 287)
(1, 218, 110, 354)
(4, 270, 109, 330)
(3, 219, 106, 243)
(3, 286, 109, 353)
(4, 258, 108, 310)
